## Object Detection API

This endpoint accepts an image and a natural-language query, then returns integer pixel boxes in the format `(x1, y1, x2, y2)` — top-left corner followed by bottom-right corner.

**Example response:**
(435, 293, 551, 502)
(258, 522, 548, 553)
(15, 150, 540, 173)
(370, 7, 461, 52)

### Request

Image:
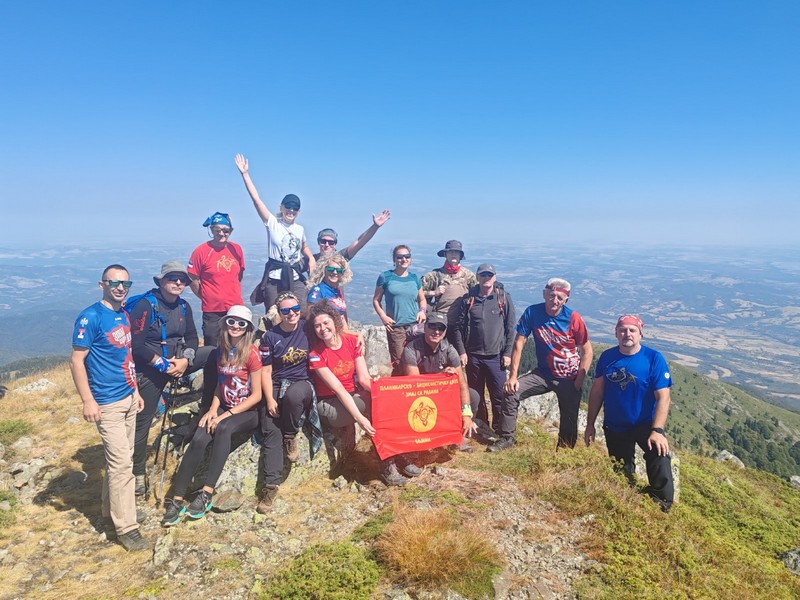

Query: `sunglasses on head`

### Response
(225, 317, 249, 328)
(395, 253, 412, 260)
(103, 280, 133, 289)
(279, 305, 302, 316)
(326, 266, 344, 274)
(165, 275, 190, 285)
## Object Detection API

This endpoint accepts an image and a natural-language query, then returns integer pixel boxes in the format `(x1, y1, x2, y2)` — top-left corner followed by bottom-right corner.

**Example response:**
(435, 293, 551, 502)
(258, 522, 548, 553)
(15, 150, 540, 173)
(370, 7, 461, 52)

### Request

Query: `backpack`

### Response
(465, 282, 507, 321)
(124, 290, 187, 359)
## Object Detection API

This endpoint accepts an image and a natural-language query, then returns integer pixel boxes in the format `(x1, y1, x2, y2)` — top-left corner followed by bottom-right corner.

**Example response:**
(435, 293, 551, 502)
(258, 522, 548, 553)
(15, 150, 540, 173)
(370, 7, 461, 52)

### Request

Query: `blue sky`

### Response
(2, 1, 798, 248)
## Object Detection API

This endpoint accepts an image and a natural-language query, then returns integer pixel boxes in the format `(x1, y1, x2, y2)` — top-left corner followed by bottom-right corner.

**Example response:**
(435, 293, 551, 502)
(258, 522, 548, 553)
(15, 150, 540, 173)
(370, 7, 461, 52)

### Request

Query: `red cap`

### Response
(616, 314, 644, 332)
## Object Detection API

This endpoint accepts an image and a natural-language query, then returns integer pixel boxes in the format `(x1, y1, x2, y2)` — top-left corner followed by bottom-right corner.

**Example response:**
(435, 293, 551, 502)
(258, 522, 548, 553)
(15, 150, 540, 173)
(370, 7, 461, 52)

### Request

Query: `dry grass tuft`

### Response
(374, 504, 502, 598)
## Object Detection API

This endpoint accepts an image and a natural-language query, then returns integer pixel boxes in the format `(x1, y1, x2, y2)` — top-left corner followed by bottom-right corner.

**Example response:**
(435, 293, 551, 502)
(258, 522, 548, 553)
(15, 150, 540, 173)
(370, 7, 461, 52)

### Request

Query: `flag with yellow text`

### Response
(371, 373, 462, 460)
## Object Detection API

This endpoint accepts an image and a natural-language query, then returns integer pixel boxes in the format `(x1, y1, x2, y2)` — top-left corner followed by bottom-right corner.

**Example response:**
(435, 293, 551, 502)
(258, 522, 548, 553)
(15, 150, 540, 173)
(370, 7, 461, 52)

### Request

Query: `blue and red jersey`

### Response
(515, 303, 589, 381)
(72, 302, 137, 404)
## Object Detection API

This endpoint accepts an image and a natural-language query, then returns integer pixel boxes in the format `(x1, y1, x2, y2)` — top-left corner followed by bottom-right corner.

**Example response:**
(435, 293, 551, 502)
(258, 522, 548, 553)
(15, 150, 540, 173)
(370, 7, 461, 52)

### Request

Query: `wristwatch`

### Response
(650, 427, 665, 435)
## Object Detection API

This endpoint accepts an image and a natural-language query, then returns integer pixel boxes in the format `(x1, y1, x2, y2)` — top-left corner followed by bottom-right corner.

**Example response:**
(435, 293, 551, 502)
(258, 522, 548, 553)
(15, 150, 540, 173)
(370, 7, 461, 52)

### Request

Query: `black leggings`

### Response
(171, 406, 258, 497)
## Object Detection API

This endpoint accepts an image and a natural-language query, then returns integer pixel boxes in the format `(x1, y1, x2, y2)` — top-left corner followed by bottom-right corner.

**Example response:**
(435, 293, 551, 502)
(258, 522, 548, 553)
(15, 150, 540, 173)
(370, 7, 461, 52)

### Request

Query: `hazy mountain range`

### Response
(2, 241, 799, 411)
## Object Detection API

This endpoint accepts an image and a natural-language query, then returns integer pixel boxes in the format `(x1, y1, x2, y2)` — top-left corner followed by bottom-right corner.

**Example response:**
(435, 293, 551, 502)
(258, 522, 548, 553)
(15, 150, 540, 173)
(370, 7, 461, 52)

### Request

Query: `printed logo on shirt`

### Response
(309, 355, 321, 364)
(106, 324, 131, 348)
(664, 372, 670, 379)
(217, 254, 236, 272)
(282, 347, 308, 366)
(77, 328, 85, 339)
(79, 317, 89, 327)
(607, 367, 637, 390)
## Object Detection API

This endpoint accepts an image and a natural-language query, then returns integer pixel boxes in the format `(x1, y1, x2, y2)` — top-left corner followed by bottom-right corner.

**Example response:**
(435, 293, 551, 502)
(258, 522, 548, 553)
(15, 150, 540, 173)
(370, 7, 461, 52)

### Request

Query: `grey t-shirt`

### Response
(401, 336, 460, 375)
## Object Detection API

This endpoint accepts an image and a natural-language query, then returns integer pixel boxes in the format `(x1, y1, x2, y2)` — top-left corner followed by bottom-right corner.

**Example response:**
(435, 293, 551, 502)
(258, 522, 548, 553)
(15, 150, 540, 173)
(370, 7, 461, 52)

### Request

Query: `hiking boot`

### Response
(473, 418, 498, 443)
(486, 437, 515, 452)
(161, 498, 186, 527)
(283, 436, 299, 463)
(117, 528, 148, 552)
(396, 455, 422, 478)
(186, 489, 213, 519)
(134, 474, 146, 497)
(381, 461, 410, 487)
(256, 485, 279, 514)
(458, 436, 474, 453)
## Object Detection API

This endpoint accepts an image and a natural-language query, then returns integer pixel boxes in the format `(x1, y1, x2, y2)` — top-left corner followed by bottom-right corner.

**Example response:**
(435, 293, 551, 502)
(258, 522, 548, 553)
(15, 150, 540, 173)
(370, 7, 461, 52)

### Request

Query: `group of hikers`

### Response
(69, 154, 675, 552)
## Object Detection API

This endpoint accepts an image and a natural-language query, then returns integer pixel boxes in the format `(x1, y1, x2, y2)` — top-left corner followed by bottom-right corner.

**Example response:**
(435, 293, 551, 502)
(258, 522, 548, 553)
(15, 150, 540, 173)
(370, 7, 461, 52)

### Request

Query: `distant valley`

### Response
(2, 242, 799, 411)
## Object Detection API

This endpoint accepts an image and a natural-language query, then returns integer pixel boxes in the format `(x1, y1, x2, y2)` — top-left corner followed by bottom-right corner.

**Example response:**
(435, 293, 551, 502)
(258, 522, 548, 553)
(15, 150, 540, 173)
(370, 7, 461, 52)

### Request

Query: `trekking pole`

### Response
(146, 383, 173, 502)
(154, 377, 179, 505)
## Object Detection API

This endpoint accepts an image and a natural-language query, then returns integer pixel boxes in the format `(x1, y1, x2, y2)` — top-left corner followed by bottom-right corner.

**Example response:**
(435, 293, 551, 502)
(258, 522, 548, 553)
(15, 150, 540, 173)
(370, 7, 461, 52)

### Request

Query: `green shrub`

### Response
(0, 419, 32, 447)
(261, 542, 379, 600)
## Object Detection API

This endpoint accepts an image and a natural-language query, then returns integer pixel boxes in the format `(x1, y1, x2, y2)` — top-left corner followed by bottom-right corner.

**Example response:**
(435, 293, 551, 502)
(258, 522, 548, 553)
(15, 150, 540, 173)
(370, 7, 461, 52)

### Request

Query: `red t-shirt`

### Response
(309, 333, 361, 397)
(188, 241, 245, 313)
(217, 346, 261, 409)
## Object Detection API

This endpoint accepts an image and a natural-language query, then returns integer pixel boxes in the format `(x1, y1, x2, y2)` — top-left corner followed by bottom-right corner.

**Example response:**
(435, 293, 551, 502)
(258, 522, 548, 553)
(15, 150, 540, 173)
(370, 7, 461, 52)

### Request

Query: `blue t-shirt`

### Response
(72, 302, 137, 405)
(307, 282, 347, 319)
(594, 344, 672, 433)
(259, 319, 310, 382)
(515, 303, 589, 380)
(376, 270, 421, 326)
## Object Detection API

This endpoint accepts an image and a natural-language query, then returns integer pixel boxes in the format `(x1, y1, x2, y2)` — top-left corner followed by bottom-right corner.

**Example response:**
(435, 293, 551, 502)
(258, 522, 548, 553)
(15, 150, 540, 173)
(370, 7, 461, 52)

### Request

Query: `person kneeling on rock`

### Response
(161, 306, 262, 526)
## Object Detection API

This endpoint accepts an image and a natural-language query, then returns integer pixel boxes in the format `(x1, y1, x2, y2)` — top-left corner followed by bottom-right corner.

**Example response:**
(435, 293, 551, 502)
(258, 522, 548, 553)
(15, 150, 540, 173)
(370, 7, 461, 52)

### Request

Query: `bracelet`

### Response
(461, 405, 473, 417)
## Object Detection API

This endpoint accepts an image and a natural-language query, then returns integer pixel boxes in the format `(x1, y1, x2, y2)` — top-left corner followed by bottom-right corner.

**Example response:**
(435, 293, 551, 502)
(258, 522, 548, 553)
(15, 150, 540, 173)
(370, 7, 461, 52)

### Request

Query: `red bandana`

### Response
(443, 261, 461, 274)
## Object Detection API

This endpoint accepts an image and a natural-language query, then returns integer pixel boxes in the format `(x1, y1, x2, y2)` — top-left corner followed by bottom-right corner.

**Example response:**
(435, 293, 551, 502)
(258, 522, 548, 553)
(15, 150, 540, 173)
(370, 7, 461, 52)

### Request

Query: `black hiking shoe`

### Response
(117, 528, 148, 552)
(396, 455, 423, 478)
(186, 490, 213, 520)
(134, 474, 146, 497)
(161, 498, 186, 527)
(381, 461, 410, 487)
(486, 437, 515, 452)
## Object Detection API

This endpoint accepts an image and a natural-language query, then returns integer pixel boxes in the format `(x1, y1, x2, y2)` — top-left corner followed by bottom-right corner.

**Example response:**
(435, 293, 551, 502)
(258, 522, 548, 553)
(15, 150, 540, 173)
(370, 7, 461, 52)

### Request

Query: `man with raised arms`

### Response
(584, 315, 675, 512)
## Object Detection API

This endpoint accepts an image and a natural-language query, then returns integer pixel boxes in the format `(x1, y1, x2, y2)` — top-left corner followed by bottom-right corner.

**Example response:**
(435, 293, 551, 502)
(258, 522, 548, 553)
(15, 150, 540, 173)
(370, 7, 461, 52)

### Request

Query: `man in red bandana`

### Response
(421, 240, 477, 336)
(497, 277, 593, 451)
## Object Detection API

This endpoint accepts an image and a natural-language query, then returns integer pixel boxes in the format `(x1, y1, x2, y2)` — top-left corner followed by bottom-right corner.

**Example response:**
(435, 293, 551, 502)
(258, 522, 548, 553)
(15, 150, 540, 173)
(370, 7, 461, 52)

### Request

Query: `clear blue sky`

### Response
(2, 1, 798, 248)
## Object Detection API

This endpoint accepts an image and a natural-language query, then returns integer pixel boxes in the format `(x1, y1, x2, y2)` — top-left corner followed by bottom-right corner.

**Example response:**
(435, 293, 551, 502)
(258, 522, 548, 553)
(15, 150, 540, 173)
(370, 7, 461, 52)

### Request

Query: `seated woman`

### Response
(306, 253, 352, 324)
(256, 292, 316, 513)
(161, 306, 262, 526)
(307, 300, 374, 436)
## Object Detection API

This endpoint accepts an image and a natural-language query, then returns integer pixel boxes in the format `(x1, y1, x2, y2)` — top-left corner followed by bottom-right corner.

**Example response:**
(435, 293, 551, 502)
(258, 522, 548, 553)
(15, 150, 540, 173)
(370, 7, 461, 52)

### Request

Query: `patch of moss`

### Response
(0, 490, 17, 530)
(261, 542, 379, 600)
(351, 507, 394, 542)
(0, 419, 32, 447)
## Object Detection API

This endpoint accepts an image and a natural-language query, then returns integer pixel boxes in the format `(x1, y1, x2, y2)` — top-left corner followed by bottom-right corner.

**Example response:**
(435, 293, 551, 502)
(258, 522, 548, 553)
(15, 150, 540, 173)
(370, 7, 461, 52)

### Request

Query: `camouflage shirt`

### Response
(421, 267, 478, 326)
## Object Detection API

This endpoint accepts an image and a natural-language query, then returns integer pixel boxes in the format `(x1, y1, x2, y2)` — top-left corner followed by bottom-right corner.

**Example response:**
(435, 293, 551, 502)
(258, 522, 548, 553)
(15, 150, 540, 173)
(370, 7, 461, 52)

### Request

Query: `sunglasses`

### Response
(394, 254, 412, 260)
(326, 266, 344, 274)
(225, 317, 249, 328)
(279, 305, 302, 316)
(478, 272, 494, 277)
(165, 275, 190, 285)
(426, 324, 447, 332)
(211, 227, 232, 235)
(319, 239, 336, 246)
(103, 280, 133, 289)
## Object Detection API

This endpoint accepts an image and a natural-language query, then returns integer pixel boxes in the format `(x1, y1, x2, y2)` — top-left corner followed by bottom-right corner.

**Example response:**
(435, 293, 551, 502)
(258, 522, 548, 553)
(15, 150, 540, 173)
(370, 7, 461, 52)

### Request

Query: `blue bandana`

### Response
(202, 212, 232, 228)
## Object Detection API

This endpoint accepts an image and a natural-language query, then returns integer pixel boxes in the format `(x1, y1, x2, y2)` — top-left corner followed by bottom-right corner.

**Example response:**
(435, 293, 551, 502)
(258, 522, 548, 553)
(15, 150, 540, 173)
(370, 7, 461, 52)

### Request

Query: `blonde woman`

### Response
(307, 253, 353, 322)
(161, 305, 262, 526)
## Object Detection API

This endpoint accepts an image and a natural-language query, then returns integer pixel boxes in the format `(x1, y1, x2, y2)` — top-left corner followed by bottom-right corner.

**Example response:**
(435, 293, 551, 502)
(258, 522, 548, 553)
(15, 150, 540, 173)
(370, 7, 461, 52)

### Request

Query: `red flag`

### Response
(371, 373, 463, 460)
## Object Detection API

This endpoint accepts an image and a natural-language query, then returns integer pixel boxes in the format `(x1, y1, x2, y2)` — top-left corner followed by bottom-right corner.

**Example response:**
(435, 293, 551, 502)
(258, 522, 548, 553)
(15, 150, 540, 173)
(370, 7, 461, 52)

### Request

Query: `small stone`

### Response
(332, 476, 347, 490)
(213, 489, 245, 512)
(789, 476, 800, 490)
(432, 465, 447, 476)
(779, 548, 800, 576)
(246, 546, 266, 562)
(252, 513, 267, 524)
(0, 501, 11, 511)
(16, 378, 56, 393)
(66, 416, 81, 425)
(153, 532, 174, 566)
(716, 450, 745, 469)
